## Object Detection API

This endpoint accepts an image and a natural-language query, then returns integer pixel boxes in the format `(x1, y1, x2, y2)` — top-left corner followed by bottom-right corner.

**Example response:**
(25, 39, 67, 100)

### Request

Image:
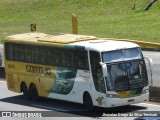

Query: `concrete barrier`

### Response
(149, 86, 160, 102)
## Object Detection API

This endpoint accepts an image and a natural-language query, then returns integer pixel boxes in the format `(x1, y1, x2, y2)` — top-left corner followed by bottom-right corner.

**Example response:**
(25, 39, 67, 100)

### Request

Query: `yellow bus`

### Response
(4, 32, 153, 110)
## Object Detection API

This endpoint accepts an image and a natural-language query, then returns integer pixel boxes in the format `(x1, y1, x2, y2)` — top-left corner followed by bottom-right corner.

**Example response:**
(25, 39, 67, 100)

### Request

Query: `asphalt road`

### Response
(142, 51, 160, 87)
(0, 81, 160, 120)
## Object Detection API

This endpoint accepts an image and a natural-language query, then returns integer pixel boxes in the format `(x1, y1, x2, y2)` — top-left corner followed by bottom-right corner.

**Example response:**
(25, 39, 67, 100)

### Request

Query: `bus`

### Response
(4, 32, 153, 110)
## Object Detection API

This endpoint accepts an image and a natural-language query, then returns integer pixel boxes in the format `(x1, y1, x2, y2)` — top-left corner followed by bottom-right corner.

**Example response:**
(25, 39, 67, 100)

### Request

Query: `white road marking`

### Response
(32, 104, 69, 112)
(139, 103, 160, 108)
(0, 80, 6, 83)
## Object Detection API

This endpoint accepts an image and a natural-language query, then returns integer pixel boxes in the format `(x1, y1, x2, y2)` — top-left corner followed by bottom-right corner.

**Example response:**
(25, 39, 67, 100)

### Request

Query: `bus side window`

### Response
(63, 50, 74, 67)
(48, 49, 55, 66)
(74, 50, 89, 70)
(54, 49, 62, 66)
(26, 46, 34, 63)
(47, 47, 62, 66)
(14, 44, 25, 62)
(5, 43, 14, 60)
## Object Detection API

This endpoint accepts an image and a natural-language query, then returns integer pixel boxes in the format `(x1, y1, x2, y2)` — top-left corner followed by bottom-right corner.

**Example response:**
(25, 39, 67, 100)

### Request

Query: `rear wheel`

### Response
(83, 93, 93, 111)
(29, 84, 39, 101)
(21, 83, 30, 99)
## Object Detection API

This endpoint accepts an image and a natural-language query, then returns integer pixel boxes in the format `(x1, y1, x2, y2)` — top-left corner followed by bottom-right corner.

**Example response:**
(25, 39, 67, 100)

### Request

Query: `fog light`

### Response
(142, 89, 149, 94)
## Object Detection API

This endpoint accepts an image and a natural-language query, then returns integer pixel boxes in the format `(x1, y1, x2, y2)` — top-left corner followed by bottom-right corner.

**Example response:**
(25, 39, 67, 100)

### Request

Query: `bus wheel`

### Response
(21, 83, 30, 100)
(83, 92, 93, 111)
(30, 84, 39, 101)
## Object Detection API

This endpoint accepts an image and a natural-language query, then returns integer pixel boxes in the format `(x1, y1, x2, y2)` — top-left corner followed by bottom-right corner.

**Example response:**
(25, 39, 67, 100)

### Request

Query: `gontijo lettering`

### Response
(26, 65, 50, 74)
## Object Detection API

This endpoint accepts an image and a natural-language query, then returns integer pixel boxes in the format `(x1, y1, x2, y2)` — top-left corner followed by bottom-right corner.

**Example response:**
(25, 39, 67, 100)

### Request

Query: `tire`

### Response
(21, 83, 30, 100)
(83, 93, 93, 111)
(29, 84, 39, 101)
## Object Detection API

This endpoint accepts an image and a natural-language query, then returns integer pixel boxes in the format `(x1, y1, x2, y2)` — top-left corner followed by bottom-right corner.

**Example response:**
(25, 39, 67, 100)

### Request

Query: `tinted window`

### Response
(48, 47, 62, 66)
(74, 50, 89, 70)
(90, 51, 106, 93)
(5, 43, 89, 70)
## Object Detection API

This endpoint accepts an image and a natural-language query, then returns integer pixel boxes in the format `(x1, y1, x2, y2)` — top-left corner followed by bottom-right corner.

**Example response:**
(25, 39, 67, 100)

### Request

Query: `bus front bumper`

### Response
(105, 92, 149, 108)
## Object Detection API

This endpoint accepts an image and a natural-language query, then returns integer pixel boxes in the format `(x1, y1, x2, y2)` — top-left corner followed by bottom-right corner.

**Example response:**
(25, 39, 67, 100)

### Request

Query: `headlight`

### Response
(142, 89, 149, 94)
(106, 94, 119, 98)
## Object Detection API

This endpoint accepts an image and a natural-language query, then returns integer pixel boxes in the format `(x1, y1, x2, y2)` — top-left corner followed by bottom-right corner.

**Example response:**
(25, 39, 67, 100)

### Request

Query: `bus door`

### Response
(144, 57, 153, 86)
(90, 51, 106, 106)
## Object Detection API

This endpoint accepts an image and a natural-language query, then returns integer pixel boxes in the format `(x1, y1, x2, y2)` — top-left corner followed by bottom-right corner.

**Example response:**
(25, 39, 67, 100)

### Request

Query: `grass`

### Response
(0, 0, 160, 43)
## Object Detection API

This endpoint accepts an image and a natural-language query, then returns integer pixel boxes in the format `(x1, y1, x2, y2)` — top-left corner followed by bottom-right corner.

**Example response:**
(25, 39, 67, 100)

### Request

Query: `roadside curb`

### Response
(142, 48, 160, 52)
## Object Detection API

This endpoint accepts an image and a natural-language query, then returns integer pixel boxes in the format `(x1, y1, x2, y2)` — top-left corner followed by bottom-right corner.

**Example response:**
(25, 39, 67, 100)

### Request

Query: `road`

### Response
(143, 51, 160, 87)
(0, 81, 160, 120)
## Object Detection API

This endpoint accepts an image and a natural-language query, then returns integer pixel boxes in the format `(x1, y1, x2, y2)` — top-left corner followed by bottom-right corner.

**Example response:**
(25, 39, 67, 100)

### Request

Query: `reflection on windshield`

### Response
(103, 48, 142, 63)
(106, 61, 148, 91)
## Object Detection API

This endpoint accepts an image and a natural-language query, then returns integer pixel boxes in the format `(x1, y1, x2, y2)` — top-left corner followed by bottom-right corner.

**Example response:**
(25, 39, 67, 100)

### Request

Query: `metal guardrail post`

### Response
(72, 14, 78, 34)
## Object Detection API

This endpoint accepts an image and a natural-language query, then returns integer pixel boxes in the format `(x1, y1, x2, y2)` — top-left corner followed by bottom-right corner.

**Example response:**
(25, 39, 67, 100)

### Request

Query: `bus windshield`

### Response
(102, 48, 148, 91)
(102, 48, 142, 63)
(106, 61, 148, 91)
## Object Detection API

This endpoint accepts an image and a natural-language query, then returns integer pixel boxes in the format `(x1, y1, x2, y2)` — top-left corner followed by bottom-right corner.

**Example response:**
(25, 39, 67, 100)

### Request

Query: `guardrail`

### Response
(100, 38, 160, 48)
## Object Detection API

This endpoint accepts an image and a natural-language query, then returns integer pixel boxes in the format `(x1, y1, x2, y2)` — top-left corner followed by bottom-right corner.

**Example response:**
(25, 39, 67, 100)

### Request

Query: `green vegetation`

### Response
(0, 0, 160, 43)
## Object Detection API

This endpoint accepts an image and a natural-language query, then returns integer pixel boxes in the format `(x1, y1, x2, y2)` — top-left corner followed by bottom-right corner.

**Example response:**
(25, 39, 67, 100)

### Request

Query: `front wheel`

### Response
(29, 84, 39, 101)
(83, 93, 93, 111)
(21, 83, 30, 100)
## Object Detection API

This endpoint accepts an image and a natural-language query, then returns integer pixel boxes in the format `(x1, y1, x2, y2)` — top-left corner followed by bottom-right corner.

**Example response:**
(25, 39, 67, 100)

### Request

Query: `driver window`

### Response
(90, 51, 106, 93)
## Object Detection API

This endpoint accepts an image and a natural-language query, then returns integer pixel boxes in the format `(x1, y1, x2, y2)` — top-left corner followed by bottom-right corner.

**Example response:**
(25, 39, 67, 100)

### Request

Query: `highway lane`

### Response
(0, 81, 160, 120)
(142, 51, 160, 87)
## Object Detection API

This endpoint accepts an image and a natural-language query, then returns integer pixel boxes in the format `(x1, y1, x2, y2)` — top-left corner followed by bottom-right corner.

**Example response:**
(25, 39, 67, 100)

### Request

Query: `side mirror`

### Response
(100, 62, 108, 77)
(148, 58, 153, 71)
(144, 57, 153, 86)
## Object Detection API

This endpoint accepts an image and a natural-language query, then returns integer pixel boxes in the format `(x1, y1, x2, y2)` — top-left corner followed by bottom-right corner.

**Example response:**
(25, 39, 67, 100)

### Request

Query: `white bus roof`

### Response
(5, 32, 140, 52)
(70, 40, 140, 52)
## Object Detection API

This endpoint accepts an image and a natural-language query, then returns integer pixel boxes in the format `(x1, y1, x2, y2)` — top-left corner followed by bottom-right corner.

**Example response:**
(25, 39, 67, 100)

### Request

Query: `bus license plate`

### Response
(128, 99, 134, 102)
